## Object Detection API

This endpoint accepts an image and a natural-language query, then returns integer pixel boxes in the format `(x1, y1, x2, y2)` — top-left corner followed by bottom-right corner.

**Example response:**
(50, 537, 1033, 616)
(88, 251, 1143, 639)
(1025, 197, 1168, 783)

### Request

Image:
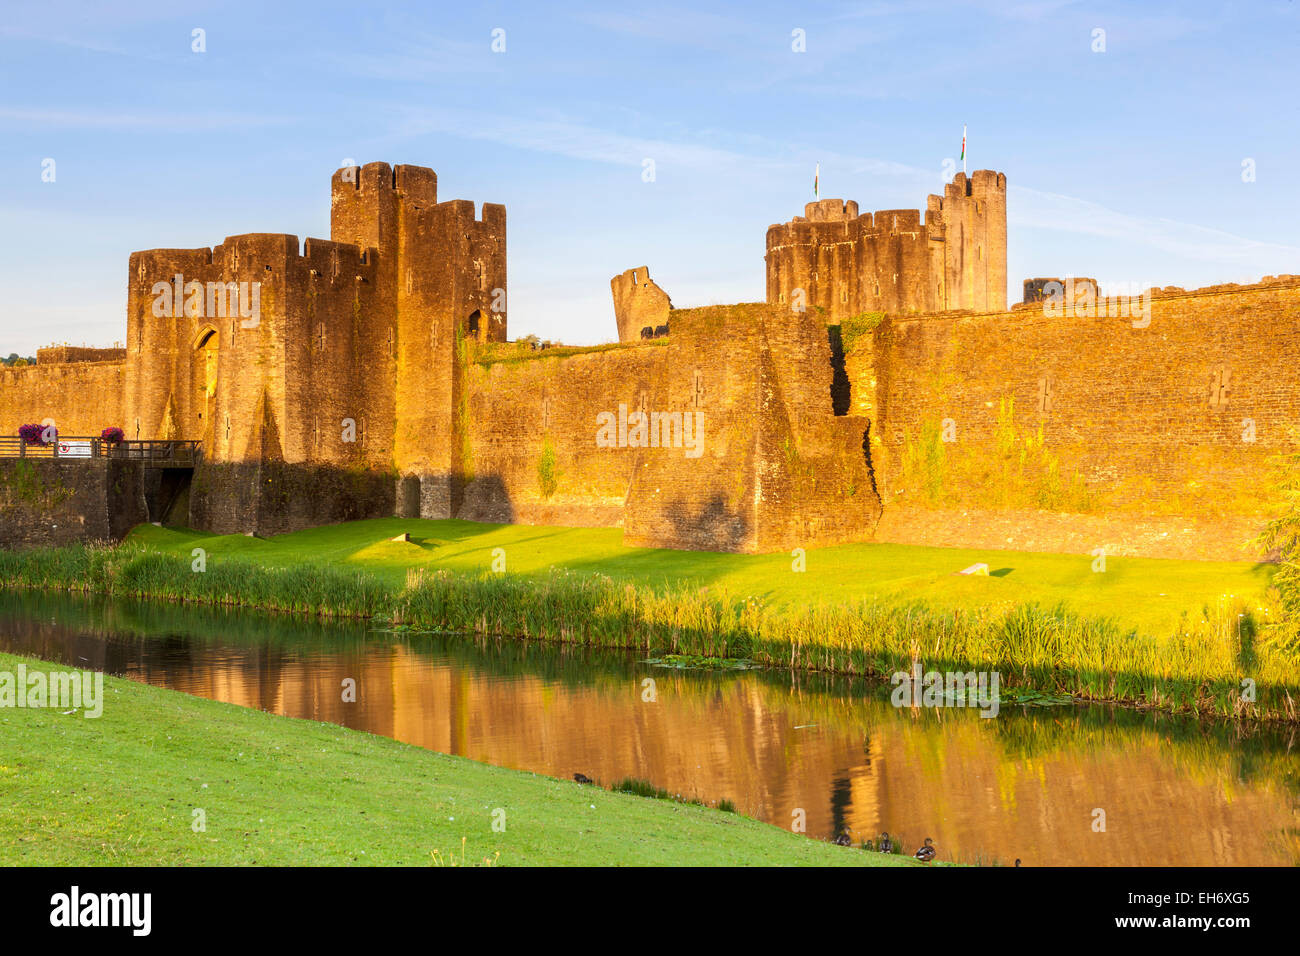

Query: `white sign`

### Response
(57, 440, 92, 458)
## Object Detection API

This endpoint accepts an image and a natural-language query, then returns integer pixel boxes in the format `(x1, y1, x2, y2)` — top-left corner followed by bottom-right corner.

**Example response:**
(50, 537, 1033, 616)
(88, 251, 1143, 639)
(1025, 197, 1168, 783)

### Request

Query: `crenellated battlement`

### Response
(766, 169, 1008, 318)
(330, 162, 438, 201)
(768, 205, 932, 241)
(801, 198, 860, 222)
(942, 168, 1006, 201)
(300, 236, 373, 274)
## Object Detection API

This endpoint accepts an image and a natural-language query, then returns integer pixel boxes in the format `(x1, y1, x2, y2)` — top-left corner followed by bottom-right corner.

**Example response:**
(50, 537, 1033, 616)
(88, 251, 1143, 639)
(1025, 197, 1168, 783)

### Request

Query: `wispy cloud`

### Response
(387, 103, 940, 188)
(1011, 184, 1300, 262)
(574, 7, 766, 49)
(329, 33, 506, 81)
(389, 105, 785, 172)
(390, 102, 1297, 269)
(0, 107, 293, 130)
(0, 26, 134, 57)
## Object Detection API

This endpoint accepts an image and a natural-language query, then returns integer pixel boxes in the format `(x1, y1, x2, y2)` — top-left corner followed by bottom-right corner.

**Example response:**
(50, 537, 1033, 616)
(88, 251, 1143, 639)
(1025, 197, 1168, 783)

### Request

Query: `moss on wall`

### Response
(0, 459, 73, 509)
(898, 398, 1092, 511)
(834, 311, 886, 354)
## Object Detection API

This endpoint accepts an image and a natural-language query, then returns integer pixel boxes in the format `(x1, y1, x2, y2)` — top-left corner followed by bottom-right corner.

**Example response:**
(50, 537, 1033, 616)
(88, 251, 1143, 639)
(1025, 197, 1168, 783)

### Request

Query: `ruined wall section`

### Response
(611, 267, 672, 342)
(624, 304, 881, 552)
(623, 306, 765, 551)
(753, 309, 881, 550)
(447, 305, 883, 553)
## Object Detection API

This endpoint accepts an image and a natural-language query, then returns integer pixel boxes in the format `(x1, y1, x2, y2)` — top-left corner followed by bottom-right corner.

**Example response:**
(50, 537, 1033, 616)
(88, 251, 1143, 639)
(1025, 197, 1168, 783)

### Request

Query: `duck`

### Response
(833, 830, 853, 847)
(878, 832, 893, 854)
(573, 772, 593, 784)
(914, 837, 936, 863)
(1015, 858, 1022, 867)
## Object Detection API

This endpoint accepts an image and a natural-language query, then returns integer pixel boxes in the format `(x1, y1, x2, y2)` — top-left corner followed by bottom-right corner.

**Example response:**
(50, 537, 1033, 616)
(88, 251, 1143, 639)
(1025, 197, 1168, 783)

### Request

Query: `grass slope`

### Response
(0, 652, 912, 867)
(129, 518, 1272, 636)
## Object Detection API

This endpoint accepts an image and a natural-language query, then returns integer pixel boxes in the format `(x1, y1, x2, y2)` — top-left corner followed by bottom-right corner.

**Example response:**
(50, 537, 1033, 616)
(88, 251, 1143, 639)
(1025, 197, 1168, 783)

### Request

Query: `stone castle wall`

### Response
(0, 459, 148, 546)
(843, 278, 1300, 556)
(0, 358, 126, 437)
(461, 342, 668, 528)
(619, 303, 879, 552)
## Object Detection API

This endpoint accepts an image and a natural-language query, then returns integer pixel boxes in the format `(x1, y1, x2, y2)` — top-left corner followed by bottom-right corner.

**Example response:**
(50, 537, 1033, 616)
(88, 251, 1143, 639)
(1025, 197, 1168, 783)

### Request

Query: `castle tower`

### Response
(765, 170, 1006, 320)
(939, 170, 1007, 312)
(330, 162, 507, 518)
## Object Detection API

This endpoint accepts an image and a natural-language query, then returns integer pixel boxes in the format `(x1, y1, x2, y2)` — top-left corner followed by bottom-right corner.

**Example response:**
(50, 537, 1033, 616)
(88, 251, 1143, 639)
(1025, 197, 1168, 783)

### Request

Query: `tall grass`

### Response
(0, 544, 1295, 721)
(0, 544, 391, 618)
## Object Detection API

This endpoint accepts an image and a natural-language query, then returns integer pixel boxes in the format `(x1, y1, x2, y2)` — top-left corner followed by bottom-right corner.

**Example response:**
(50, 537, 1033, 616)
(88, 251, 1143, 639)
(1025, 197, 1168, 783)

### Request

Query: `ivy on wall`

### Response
(537, 437, 558, 499)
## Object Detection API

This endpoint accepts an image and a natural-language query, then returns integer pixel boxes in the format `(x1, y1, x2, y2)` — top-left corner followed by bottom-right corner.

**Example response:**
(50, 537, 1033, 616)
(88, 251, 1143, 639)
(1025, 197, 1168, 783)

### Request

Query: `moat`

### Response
(3, 589, 1296, 867)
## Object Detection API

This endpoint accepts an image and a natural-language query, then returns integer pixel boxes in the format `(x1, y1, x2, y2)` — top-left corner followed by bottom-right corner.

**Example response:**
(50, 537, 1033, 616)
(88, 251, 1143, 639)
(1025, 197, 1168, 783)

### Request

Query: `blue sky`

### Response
(2, 0, 1298, 354)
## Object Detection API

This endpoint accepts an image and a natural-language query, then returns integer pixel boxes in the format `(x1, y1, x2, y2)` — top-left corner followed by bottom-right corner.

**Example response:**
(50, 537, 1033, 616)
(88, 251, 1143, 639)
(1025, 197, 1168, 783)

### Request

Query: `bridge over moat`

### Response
(0, 438, 202, 468)
(0, 439, 203, 545)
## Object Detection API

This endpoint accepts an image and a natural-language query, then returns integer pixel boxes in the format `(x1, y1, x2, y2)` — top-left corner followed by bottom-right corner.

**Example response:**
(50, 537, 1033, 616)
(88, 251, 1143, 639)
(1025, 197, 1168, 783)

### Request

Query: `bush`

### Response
(537, 438, 558, 499)
(101, 427, 125, 445)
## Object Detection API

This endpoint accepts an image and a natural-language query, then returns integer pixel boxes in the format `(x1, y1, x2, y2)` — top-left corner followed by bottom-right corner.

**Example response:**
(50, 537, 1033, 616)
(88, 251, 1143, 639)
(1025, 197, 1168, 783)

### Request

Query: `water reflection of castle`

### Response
(161, 643, 1297, 867)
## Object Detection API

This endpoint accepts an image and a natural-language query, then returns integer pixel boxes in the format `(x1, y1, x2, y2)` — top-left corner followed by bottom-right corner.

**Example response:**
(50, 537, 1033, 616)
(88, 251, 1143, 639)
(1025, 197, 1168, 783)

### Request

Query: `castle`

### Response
(2, 161, 1298, 559)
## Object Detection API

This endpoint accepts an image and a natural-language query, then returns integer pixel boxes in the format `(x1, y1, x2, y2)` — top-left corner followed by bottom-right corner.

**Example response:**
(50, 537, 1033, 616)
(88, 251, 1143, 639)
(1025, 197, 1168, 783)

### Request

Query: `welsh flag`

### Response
(814, 163, 819, 198)
(961, 126, 966, 161)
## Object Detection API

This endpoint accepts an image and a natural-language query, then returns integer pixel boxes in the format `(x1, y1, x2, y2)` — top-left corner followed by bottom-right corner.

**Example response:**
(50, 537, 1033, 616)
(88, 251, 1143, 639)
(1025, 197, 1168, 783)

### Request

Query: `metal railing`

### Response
(0, 437, 201, 466)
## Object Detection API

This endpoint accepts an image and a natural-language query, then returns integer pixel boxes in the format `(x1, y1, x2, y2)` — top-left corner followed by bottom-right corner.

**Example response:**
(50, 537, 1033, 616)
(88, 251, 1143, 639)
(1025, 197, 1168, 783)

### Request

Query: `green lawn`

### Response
(0, 651, 913, 867)
(129, 518, 1274, 637)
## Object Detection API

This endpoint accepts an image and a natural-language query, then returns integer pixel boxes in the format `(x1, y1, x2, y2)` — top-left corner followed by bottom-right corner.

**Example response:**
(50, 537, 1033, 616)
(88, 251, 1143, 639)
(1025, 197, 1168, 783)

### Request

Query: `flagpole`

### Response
(962, 125, 967, 175)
